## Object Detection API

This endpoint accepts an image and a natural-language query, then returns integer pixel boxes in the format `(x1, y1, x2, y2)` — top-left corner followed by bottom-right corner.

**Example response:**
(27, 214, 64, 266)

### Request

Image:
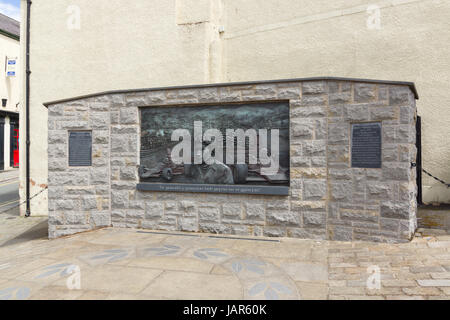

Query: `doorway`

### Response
(10, 117, 18, 168)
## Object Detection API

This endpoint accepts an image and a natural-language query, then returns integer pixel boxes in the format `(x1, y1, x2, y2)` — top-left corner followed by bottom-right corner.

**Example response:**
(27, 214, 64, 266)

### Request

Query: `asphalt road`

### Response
(0, 180, 19, 214)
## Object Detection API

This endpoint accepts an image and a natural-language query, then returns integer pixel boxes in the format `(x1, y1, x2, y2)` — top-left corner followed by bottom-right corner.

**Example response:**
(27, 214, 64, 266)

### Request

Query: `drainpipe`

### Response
(25, 0, 32, 217)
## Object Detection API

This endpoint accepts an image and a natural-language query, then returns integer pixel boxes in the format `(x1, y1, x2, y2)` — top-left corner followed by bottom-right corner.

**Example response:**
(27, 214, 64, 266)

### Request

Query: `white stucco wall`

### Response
(0, 33, 20, 113)
(222, 0, 450, 204)
(0, 32, 20, 171)
(20, 0, 450, 216)
(19, 0, 220, 215)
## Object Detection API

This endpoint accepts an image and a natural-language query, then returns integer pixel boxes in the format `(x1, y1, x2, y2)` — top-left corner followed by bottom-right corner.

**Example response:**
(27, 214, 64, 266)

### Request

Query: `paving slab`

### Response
(417, 280, 450, 287)
(277, 262, 328, 282)
(295, 282, 328, 300)
(53, 265, 163, 294)
(141, 271, 243, 300)
(127, 256, 215, 273)
(29, 285, 84, 300)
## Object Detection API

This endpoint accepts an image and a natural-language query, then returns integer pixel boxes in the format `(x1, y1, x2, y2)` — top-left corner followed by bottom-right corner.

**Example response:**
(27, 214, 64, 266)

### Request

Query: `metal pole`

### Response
(416, 116, 423, 205)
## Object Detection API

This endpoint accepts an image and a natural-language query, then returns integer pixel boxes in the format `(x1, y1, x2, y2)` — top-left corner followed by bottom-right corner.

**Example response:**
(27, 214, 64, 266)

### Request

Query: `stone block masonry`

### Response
(46, 77, 418, 242)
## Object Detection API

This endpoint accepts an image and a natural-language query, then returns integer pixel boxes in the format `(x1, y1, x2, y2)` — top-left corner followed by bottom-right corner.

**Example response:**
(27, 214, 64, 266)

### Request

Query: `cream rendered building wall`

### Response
(19, 0, 222, 215)
(0, 34, 20, 113)
(0, 32, 20, 170)
(20, 0, 450, 216)
(222, 0, 450, 204)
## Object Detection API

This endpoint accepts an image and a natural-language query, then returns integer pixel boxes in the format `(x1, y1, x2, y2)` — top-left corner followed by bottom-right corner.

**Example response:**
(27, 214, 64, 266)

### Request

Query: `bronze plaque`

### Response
(139, 102, 290, 194)
(69, 131, 92, 167)
(351, 122, 382, 168)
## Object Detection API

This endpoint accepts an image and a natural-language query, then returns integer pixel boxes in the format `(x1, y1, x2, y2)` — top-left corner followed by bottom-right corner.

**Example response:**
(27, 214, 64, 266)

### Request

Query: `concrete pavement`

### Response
(0, 219, 449, 300)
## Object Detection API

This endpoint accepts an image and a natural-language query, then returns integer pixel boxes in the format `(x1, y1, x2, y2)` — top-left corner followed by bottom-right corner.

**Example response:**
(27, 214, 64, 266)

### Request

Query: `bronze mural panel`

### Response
(139, 102, 290, 188)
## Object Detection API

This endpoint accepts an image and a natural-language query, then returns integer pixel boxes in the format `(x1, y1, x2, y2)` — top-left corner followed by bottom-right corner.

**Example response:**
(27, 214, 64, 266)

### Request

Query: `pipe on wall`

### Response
(25, 0, 31, 217)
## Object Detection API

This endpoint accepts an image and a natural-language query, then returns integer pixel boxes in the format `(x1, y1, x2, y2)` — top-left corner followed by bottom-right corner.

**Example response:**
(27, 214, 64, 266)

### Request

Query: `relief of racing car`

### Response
(139, 148, 289, 185)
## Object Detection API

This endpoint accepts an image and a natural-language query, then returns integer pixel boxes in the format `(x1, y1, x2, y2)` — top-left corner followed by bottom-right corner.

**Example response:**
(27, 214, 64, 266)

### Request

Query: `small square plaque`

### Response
(351, 123, 382, 168)
(69, 131, 92, 167)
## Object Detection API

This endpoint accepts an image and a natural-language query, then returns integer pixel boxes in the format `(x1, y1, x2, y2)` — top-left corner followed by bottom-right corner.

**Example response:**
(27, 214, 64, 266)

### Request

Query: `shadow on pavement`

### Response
(0, 219, 48, 247)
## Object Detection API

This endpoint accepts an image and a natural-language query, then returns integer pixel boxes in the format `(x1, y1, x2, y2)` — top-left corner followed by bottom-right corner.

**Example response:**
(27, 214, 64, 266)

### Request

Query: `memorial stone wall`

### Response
(46, 78, 418, 242)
